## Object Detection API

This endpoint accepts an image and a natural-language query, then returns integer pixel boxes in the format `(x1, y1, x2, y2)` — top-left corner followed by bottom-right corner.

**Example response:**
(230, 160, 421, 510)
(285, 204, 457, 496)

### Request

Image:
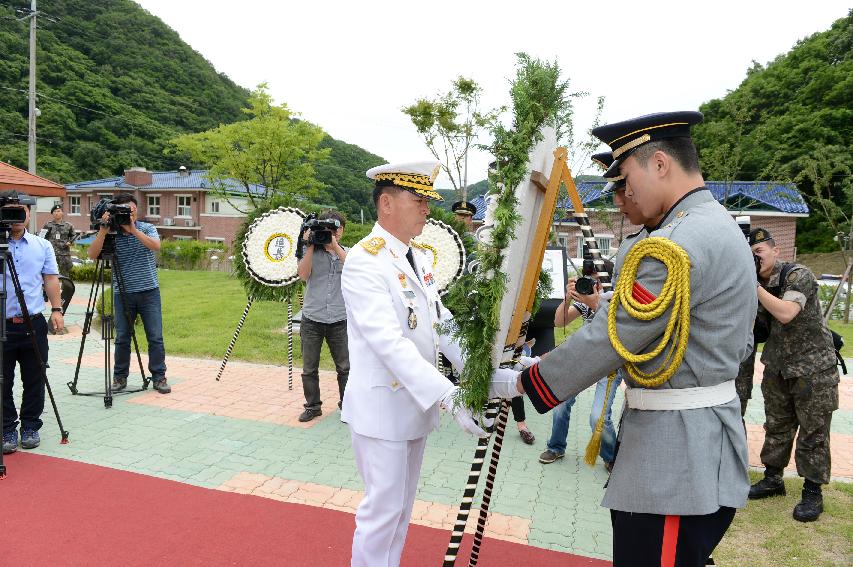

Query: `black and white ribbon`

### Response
(216, 296, 254, 381)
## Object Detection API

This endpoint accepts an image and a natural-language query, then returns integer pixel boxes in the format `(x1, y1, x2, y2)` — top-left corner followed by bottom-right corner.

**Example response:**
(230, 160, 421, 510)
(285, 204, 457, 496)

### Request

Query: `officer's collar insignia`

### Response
(676, 211, 686, 218)
(360, 236, 385, 255)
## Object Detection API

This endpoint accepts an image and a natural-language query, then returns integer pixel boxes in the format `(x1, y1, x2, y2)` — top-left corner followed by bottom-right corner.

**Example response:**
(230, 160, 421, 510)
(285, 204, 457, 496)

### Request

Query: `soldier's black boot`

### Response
(793, 481, 823, 522)
(748, 475, 786, 499)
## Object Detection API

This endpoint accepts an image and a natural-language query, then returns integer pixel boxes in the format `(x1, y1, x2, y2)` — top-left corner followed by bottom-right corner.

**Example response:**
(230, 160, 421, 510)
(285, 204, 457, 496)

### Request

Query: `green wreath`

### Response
(443, 53, 570, 411)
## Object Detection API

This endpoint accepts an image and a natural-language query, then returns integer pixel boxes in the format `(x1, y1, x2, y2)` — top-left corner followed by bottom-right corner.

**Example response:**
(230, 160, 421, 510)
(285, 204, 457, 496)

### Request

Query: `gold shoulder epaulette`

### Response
(360, 237, 385, 255)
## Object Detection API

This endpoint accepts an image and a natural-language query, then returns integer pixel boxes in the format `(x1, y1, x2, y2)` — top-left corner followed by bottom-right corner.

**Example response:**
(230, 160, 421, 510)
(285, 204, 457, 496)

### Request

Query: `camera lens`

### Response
(575, 276, 596, 295)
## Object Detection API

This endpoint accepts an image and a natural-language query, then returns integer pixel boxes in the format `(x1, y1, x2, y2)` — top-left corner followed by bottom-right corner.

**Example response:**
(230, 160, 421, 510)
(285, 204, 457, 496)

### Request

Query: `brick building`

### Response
(62, 167, 266, 248)
(471, 180, 808, 262)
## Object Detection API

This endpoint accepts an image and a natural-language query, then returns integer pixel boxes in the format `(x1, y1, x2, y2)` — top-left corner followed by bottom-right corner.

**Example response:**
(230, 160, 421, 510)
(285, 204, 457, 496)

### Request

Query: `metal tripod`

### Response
(66, 235, 149, 408)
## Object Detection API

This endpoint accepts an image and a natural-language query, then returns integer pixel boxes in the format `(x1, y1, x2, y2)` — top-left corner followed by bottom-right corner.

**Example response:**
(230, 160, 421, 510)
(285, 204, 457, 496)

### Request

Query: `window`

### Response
(576, 235, 613, 258)
(174, 235, 192, 241)
(208, 200, 220, 214)
(147, 195, 161, 217)
(176, 195, 191, 217)
(69, 196, 81, 215)
(98, 193, 113, 203)
(205, 237, 225, 244)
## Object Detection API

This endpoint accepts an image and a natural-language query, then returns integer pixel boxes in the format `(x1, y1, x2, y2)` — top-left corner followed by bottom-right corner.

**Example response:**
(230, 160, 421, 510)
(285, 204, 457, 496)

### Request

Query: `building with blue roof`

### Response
(63, 166, 268, 247)
(468, 180, 808, 261)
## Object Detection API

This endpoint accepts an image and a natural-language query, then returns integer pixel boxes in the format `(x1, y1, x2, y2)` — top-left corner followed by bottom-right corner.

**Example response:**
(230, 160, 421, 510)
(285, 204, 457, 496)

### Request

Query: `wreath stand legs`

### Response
(216, 296, 254, 381)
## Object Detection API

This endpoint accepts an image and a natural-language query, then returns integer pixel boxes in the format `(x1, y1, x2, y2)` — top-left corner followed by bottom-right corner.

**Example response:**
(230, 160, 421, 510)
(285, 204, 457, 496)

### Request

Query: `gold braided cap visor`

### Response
(610, 122, 691, 159)
(374, 172, 443, 201)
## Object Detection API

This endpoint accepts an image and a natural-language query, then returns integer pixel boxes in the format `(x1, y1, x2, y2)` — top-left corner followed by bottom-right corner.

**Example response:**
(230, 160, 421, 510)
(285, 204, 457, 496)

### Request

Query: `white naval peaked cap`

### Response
(366, 161, 443, 201)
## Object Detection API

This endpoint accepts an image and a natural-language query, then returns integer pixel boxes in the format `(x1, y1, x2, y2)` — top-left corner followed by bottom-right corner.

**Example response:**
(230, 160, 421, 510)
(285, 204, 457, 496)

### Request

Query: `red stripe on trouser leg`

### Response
(661, 515, 680, 567)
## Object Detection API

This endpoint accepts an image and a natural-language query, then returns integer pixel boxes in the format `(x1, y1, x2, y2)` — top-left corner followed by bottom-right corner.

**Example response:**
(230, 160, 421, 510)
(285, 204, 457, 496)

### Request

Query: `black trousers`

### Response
(611, 506, 735, 567)
(510, 395, 526, 422)
(2, 314, 49, 433)
(300, 317, 349, 410)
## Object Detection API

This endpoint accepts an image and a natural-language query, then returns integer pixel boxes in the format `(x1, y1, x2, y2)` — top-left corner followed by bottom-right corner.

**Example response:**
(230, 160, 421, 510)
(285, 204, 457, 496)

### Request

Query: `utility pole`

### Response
(27, 0, 37, 174)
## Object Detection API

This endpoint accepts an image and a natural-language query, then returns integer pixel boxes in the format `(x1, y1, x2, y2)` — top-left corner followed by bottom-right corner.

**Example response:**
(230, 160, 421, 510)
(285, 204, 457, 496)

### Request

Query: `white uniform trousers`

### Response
(350, 428, 427, 567)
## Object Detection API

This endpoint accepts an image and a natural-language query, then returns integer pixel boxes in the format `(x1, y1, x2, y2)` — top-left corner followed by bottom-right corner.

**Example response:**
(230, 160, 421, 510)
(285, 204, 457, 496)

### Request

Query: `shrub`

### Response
(158, 240, 229, 270)
(71, 263, 111, 282)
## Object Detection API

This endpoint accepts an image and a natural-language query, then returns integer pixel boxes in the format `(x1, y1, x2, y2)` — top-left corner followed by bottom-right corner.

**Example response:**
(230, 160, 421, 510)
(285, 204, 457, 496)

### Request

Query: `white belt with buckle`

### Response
(625, 380, 737, 411)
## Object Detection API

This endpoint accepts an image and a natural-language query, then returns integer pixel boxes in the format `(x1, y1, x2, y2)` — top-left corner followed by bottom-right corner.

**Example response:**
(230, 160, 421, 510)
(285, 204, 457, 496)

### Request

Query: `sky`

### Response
(135, 0, 849, 190)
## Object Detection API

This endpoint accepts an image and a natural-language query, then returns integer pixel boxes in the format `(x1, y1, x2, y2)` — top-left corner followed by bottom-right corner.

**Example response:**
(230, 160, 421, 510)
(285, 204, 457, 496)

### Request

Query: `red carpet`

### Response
(0, 453, 609, 566)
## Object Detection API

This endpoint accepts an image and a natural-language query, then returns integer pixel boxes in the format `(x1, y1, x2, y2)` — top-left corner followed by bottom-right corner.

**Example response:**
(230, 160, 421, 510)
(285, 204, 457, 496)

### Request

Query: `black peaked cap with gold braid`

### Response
(592, 111, 703, 162)
(451, 200, 476, 216)
(366, 161, 443, 201)
(591, 151, 624, 197)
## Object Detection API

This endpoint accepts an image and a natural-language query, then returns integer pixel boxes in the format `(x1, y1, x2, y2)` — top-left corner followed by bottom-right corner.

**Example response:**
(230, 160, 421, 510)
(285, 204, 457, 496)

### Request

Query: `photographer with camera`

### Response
(2, 191, 63, 454)
(87, 193, 170, 394)
(538, 257, 622, 471)
(747, 228, 840, 522)
(295, 210, 349, 422)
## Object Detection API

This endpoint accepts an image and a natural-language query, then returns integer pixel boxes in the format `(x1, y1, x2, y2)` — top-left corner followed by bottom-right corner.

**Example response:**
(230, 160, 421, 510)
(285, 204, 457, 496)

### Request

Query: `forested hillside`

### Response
(694, 11, 852, 252)
(0, 0, 249, 180)
(0, 0, 385, 221)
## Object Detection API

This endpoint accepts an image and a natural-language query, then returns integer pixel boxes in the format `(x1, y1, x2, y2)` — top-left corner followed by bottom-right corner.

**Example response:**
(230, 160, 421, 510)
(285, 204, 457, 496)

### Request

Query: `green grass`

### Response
(130, 270, 337, 370)
(827, 320, 853, 358)
(715, 473, 853, 566)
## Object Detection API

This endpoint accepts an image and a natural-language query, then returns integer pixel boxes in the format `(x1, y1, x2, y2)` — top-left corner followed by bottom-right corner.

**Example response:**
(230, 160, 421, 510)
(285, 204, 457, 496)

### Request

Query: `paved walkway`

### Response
(6, 290, 852, 564)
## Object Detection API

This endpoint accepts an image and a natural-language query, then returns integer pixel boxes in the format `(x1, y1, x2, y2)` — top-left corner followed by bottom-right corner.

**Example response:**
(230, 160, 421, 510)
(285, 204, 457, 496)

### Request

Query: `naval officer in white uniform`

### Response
(341, 161, 487, 567)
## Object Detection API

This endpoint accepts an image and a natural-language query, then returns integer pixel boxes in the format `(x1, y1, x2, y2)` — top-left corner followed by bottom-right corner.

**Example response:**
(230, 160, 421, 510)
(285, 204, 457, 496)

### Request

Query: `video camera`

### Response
(737, 216, 762, 276)
(0, 193, 37, 225)
(90, 198, 133, 232)
(295, 213, 340, 259)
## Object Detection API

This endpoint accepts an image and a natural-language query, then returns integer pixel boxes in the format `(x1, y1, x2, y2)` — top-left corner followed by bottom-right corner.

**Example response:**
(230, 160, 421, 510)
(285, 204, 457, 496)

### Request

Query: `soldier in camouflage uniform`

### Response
(748, 228, 839, 522)
(42, 204, 76, 277)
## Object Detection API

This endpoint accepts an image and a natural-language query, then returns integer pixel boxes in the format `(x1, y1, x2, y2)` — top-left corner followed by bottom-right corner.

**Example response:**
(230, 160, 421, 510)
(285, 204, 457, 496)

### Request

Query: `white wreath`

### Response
(241, 207, 306, 287)
(412, 219, 466, 295)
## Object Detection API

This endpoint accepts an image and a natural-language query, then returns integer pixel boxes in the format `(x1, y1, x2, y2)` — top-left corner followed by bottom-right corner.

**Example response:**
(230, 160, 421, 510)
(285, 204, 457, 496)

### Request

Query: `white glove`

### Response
(489, 368, 521, 400)
(513, 356, 540, 371)
(440, 386, 488, 438)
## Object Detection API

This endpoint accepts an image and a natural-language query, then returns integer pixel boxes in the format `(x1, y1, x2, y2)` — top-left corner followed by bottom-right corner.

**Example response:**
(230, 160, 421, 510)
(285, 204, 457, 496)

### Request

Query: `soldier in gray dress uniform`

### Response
(491, 112, 755, 566)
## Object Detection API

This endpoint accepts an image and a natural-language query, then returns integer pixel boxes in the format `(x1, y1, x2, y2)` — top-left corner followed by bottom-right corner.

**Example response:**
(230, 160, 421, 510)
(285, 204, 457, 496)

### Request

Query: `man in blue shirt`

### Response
(2, 191, 64, 454)
(87, 193, 170, 394)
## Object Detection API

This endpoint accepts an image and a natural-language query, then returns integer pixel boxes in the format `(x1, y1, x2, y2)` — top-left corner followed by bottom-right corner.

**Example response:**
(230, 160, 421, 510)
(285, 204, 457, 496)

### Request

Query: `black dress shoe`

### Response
(793, 488, 823, 522)
(298, 408, 322, 422)
(748, 476, 786, 499)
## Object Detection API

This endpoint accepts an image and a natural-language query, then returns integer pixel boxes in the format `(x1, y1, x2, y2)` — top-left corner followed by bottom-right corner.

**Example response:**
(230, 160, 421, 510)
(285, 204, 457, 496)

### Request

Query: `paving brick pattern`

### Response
(6, 284, 851, 564)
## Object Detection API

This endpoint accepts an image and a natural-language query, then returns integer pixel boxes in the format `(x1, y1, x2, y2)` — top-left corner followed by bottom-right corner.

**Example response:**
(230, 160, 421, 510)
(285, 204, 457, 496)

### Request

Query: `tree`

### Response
(168, 85, 330, 213)
(796, 145, 853, 321)
(402, 77, 501, 201)
(694, 11, 853, 253)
